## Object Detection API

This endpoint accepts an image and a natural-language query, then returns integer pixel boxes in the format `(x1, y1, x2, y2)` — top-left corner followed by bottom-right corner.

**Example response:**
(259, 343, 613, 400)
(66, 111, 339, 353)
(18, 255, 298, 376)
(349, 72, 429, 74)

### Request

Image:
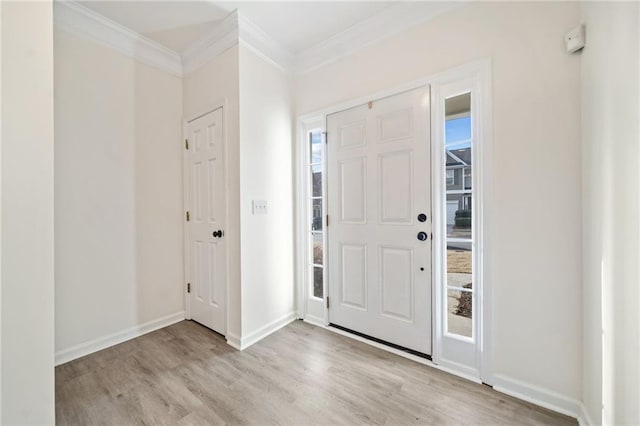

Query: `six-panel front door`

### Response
(187, 107, 226, 335)
(327, 87, 432, 354)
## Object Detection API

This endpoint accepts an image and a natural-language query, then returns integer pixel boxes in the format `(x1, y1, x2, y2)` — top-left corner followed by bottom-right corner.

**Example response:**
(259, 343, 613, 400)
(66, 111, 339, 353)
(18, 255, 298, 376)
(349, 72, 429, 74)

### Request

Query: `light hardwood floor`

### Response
(56, 320, 577, 425)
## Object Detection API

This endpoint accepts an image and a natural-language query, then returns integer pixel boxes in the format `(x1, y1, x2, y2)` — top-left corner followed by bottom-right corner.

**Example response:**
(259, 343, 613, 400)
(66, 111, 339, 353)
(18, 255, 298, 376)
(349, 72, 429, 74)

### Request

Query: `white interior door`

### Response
(187, 107, 226, 335)
(327, 87, 432, 354)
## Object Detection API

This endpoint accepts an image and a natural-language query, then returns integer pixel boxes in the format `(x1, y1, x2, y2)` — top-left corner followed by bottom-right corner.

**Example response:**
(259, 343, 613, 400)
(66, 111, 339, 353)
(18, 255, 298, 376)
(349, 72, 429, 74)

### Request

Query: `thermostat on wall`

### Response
(565, 24, 585, 54)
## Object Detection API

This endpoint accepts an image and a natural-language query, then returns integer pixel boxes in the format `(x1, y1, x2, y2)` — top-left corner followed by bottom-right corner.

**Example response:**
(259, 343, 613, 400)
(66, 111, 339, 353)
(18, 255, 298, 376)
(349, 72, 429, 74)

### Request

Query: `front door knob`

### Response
(212, 230, 224, 238)
(417, 231, 428, 241)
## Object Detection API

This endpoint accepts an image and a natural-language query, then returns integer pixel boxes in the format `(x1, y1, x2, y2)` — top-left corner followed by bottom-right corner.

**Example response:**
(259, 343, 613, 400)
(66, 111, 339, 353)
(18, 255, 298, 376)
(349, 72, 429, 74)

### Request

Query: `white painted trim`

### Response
(430, 59, 492, 383)
(182, 10, 239, 75)
(0, 0, 3, 419)
(182, 10, 294, 75)
(225, 332, 242, 350)
(577, 402, 595, 426)
(294, 2, 466, 75)
(302, 314, 326, 328)
(492, 374, 582, 420)
(230, 311, 297, 351)
(54, 1, 467, 78)
(238, 15, 294, 73)
(55, 311, 185, 366)
(295, 120, 308, 319)
(53, 0, 182, 77)
(298, 61, 489, 122)
(296, 118, 328, 325)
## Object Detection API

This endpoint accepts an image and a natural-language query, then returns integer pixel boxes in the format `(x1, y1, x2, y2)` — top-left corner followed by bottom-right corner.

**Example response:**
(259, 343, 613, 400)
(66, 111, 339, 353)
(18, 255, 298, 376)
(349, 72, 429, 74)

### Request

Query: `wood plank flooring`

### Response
(56, 320, 577, 425)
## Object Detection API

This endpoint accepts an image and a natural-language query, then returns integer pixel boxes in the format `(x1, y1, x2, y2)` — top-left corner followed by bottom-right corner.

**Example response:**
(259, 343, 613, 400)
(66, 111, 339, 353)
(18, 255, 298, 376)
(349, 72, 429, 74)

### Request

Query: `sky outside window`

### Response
(445, 116, 471, 146)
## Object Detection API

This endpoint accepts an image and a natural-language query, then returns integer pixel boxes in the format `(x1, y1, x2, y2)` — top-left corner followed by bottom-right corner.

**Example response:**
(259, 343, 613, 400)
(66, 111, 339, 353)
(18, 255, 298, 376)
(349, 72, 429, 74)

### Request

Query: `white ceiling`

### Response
(78, 1, 397, 54)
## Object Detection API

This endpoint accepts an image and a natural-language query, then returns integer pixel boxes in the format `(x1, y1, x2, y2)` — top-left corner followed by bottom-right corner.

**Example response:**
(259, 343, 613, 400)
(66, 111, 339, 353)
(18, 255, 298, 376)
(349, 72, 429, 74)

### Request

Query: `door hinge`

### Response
(186, 211, 190, 221)
(187, 283, 191, 293)
(185, 139, 189, 150)
(325, 215, 329, 227)
(322, 131, 327, 144)
(326, 296, 330, 309)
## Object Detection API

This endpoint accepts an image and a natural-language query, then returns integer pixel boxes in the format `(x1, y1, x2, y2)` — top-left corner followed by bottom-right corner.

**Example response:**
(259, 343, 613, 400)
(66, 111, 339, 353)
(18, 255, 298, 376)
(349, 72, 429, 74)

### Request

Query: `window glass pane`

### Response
(310, 130, 322, 164)
(445, 92, 471, 147)
(446, 169, 455, 186)
(313, 266, 323, 298)
(311, 164, 322, 197)
(463, 167, 472, 190)
(447, 289, 472, 337)
(446, 194, 471, 239)
(447, 247, 472, 289)
(445, 93, 473, 339)
(445, 116, 471, 144)
(446, 149, 471, 185)
(311, 198, 323, 231)
(312, 232, 323, 265)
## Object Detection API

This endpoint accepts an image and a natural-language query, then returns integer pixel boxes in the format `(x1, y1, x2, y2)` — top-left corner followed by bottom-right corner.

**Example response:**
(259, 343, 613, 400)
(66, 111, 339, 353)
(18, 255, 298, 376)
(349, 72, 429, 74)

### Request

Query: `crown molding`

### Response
(238, 15, 295, 73)
(181, 10, 294, 75)
(181, 10, 240, 75)
(294, 2, 466, 75)
(53, 1, 466, 78)
(53, 1, 183, 77)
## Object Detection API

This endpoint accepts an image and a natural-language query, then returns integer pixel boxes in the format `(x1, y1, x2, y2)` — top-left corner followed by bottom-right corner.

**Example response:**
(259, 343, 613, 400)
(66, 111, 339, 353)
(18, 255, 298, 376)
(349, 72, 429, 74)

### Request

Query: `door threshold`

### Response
(329, 323, 432, 361)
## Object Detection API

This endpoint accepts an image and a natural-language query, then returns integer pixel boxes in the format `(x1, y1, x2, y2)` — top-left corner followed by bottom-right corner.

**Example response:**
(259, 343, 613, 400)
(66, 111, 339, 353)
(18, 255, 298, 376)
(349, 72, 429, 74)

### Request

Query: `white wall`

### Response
(1, 1, 55, 423)
(183, 46, 242, 338)
(183, 44, 295, 343)
(581, 3, 640, 424)
(295, 1, 582, 402)
(54, 28, 184, 356)
(239, 46, 295, 338)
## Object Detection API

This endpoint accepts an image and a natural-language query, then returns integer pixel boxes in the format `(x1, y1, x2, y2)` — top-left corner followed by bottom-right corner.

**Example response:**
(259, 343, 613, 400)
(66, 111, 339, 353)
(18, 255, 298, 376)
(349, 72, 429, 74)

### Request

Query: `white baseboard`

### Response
(225, 332, 242, 350)
(227, 311, 297, 351)
(492, 374, 581, 420)
(577, 402, 596, 426)
(55, 311, 185, 366)
(304, 320, 581, 421)
(302, 314, 325, 328)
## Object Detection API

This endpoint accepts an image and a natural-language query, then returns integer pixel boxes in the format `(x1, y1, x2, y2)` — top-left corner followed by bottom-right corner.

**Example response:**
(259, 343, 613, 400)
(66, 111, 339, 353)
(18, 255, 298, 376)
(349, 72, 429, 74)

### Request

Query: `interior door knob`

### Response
(417, 231, 428, 241)
(212, 230, 224, 238)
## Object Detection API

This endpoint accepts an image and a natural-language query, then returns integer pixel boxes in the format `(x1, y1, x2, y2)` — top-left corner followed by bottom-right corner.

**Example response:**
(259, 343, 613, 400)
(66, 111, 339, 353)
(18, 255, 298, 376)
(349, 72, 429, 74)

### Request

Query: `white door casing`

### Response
(327, 86, 432, 354)
(186, 107, 227, 335)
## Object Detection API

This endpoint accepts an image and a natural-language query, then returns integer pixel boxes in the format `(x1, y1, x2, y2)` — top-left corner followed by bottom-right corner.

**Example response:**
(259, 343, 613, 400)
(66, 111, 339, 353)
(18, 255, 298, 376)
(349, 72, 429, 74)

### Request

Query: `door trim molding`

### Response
(430, 60, 493, 382)
(295, 59, 493, 382)
(183, 100, 229, 336)
(296, 118, 327, 324)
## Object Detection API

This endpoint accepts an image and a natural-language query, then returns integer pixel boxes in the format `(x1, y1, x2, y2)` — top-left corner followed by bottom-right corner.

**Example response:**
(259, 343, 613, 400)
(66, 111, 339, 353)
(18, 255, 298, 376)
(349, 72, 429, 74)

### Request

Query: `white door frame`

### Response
(295, 59, 493, 384)
(296, 117, 328, 326)
(183, 99, 229, 336)
(431, 63, 493, 381)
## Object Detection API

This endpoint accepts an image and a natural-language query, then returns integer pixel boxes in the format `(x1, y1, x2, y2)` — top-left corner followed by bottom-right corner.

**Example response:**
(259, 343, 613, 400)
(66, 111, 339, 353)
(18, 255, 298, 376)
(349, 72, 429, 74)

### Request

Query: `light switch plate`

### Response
(252, 200, 268, 215)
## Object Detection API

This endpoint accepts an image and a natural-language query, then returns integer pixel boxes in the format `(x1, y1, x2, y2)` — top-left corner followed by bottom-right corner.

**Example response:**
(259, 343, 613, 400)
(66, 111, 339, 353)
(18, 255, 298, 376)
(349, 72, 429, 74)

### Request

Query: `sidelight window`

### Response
(308, 130, 324, 299)
(444, 93, 473, 339)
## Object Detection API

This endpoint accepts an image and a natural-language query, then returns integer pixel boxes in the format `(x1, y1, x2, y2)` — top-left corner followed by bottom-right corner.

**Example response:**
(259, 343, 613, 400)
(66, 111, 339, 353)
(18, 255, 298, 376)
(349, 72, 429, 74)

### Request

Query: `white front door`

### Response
(187, 107, 226, 335)
(327, 87, 432, 354)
